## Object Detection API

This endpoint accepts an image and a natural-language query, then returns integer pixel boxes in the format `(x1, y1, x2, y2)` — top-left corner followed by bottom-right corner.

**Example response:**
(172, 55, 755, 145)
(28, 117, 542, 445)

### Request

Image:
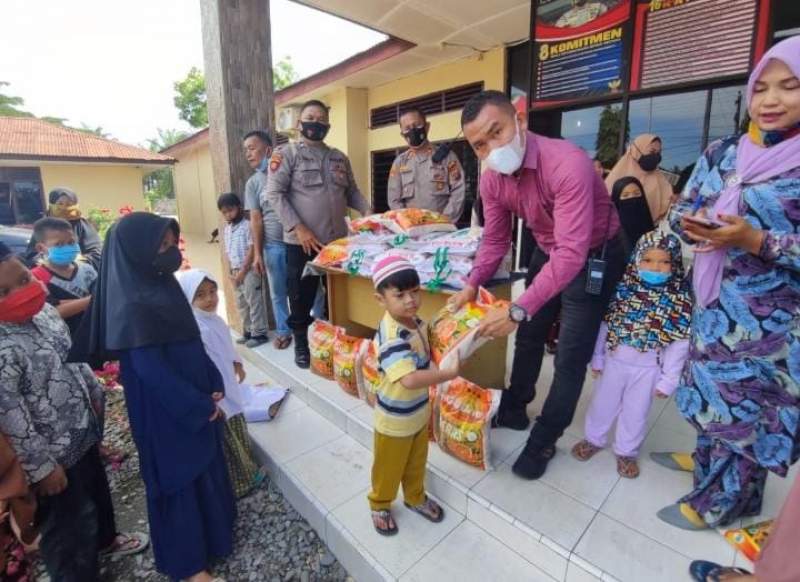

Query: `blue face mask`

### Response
(47, 243, 80, 266)
(639, 269, 670, 286)
(257, 156, 269, 172)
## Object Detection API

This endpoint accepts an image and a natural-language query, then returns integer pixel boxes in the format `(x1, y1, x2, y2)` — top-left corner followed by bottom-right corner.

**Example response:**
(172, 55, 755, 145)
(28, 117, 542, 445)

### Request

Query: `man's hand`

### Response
(37, 465, 68, 496)
(682, 213, 765, 255)
(447, 285, 477, 312)
(294, 224, 324, 255)
(232, 270, 247, 288)
(477, 305, 518, 339)
(234, 362, 246, 384)
(252, 253, 266, 276)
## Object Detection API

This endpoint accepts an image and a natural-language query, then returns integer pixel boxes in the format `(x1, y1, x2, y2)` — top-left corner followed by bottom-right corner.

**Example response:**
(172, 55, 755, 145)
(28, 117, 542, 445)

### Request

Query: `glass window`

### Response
(507, 42, 530, 112)
(627, 91, 707, 174)
(707, 85, 747, 144)
(772, 0, 800, 43)
(13, 181, 44, 225)
(561, 103, 623, 166)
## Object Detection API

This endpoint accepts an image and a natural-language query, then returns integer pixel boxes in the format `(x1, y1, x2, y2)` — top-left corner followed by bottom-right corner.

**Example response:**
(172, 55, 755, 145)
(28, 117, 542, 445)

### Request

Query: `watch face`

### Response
(510, 305, 526, 322)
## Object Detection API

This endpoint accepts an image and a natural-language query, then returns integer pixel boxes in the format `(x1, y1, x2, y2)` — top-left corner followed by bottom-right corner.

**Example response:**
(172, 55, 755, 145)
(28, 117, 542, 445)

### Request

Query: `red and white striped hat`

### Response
(372, 254, 416, 289)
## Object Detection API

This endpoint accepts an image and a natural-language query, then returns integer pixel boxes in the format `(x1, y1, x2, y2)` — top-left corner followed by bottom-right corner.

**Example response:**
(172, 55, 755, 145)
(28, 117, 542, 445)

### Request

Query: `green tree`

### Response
(75, 123, 111, 138)
(173, 57, 299, 129)
(0, 81, 33, 117)
(143, 128, 189, 209)
(595, 105, 628, 169)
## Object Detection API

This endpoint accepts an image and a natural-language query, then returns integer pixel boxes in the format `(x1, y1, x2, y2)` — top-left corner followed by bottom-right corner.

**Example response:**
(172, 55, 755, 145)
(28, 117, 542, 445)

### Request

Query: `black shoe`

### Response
(294, 333, 310, 369)
(236, 333, 252, 345)
(511, 444, 556, 480)
(491, 409, 530, 431)
(245, 335, 269, 348)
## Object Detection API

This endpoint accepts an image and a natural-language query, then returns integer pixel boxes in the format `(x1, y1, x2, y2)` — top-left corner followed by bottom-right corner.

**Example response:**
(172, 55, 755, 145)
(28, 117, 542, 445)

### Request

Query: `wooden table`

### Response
(321, 268, 511, 389)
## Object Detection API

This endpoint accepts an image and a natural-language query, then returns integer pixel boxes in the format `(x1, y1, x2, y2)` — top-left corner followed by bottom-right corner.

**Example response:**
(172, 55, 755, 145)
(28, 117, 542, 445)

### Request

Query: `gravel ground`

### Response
(34, 388, 351, 582)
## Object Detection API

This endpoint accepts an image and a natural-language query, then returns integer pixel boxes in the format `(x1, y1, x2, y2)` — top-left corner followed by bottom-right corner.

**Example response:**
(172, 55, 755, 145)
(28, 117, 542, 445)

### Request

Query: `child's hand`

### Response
(232, 271, 246, 287)
(591, 368, 602, 379)
(655, 390, 669, 399)
(211, 392, 224, 402)
(37, 465, 68, 496)
(441, 352, 460, 381)
(209, 404, 225, 422)
(234, 362, 246, 383)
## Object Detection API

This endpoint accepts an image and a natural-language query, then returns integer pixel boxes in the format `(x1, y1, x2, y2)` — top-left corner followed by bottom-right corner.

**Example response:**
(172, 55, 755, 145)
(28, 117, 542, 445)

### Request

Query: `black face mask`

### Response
(152, 246, 183, 275)
(638, 153, 662, 172)
(300, 121, 330, 142)
(403, 126, 427, 148)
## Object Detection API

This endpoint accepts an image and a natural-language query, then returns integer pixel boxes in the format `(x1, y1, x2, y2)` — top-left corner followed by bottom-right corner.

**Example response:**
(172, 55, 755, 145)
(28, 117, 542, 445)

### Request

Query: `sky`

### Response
(1, 0, 386, 147)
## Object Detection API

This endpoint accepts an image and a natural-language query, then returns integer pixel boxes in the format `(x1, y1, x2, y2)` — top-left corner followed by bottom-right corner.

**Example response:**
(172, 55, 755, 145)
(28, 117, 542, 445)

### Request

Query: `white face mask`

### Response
(486, 120, 526, 175)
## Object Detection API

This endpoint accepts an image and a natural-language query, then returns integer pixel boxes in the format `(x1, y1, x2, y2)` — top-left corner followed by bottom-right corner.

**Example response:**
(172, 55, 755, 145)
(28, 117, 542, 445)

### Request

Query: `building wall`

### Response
(39, 164, 146, 214)
(172, 145, 219, 236)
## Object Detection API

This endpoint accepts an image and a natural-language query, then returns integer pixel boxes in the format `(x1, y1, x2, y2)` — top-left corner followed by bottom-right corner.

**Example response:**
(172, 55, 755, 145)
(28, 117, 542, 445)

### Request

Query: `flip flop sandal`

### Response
(404, 497, 445, 523)
(657, 503, 709, 531)
(571, 439, 602, 461)
(268, 391, 290, 419)
(273, 335, 292, 350)
(650, 451, 694, 472)
(616, 456, 640, 479)
(100, 531, 149, 558)
(371, 510, 398, 536)
(689, 560, 752, 582)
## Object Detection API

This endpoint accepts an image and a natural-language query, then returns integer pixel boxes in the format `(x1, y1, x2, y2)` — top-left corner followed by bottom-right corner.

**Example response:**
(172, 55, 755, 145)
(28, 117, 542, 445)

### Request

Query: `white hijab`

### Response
(176, 269, 244, 417)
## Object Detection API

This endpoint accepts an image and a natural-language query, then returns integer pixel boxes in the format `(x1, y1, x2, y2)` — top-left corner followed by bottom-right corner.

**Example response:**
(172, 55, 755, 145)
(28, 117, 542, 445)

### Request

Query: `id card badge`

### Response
(585, 258, 606, 296)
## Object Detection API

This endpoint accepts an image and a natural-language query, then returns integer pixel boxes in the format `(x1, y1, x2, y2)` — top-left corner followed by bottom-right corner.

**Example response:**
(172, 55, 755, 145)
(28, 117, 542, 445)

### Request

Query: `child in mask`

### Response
(30, 217, 97, 336)
(571, 232, 691, 479)
(177, 268, 267, 498)
(0, 241, 147, 581)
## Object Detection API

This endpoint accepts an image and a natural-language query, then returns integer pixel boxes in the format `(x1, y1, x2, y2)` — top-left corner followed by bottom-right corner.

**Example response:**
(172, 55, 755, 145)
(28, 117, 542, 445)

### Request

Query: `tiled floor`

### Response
(239, 343, 795, 582)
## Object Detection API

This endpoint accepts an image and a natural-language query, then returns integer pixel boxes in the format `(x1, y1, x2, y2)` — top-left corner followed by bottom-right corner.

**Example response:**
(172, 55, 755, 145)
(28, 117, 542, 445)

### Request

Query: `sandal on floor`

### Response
(404, 497, 445, 523)
(657, 503, 709, 531)
(689, 560, 752, 582)
(100, 531, 149, 558)
(571, 439, 602, 462)
(616, 456, 640, 479)
(371, 510, 398, 536)
(650, 451, 695, 472)
(273, 335, 292, 350)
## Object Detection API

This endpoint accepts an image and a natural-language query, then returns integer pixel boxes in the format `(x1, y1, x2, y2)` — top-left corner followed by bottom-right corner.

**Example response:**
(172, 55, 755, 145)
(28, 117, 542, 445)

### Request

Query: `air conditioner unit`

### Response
(276, 105, 301, 133)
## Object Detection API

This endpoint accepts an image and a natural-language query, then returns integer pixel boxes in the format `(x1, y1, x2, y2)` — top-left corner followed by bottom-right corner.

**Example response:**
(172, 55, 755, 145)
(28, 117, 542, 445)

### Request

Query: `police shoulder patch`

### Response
(269, 152, 283, 172)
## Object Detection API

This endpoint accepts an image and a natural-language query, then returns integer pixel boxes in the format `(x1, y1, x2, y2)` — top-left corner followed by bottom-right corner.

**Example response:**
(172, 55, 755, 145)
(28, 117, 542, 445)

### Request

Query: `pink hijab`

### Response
(693, 36, 800, 308)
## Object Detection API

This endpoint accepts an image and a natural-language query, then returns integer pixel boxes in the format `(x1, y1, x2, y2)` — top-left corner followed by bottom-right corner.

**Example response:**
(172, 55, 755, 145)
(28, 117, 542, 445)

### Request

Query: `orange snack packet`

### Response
(309, 320, 338, 379)
(333, 329, 365, 397)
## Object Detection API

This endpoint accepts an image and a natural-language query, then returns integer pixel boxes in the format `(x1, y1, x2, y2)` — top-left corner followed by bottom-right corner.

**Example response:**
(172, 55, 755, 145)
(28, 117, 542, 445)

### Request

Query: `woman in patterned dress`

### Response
(657, 36, 800, 530)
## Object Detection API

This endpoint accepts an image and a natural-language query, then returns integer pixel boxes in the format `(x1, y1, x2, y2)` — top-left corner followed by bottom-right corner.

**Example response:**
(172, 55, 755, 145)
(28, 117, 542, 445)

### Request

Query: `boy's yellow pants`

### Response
(368, 426, 428, 511)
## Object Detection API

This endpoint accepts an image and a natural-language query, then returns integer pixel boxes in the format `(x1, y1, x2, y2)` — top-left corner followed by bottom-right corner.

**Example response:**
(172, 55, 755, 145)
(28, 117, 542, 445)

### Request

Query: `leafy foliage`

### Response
(595, 105, 628, 169)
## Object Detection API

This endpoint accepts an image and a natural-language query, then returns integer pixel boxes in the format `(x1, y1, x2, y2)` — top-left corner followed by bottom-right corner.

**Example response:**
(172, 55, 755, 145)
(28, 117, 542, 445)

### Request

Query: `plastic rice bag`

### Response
(333, 329, 366, 397)
(435, 376, 500, 470)
(312, 241, 349, 269)
(348, 214, 389, 234)
(309, 320, 338, 379)
(355, 339, 379, 407)
(381, 208, 456, 237)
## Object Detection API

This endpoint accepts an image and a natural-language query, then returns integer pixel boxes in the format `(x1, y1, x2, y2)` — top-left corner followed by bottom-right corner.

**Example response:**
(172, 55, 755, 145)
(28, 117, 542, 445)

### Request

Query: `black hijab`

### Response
(72, 212, 198, 360)
(610, 177, 655, 250)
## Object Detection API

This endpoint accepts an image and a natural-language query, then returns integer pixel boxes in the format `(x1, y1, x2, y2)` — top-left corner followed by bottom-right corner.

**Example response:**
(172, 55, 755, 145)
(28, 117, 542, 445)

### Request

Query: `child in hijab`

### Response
(78, 213, 234, 582)
(177, 268, 265, 498)
(571, 232, 691, 479)
(610, 177, 655, 255)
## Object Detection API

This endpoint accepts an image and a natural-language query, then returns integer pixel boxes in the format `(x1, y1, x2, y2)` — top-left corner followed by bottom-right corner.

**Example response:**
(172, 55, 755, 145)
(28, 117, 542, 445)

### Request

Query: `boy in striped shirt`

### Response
(368, 255, 459, 536)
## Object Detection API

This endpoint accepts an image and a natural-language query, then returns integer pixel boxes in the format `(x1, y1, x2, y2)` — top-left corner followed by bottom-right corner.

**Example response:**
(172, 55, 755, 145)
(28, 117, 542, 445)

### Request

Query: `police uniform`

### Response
(265, 140, 370, 334)
(386, 145, 466, 223)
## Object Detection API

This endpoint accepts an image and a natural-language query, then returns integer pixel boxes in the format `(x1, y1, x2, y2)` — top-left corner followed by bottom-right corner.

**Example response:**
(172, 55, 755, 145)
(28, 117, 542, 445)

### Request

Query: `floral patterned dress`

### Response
(670, 137, 800, 527)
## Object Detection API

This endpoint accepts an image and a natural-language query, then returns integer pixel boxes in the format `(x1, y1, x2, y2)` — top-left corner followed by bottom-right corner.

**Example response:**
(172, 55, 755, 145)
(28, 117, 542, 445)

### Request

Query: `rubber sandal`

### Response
(371, 510, 398, 536)
(273, 335, 292, 350)
(616, 456, 640, 479)
(656, 503, 709, 531)
(100, 531, 149, 558)
(571, 439, 602, 461)
(689, 560, 752, 582)
(404, 497, 445, 523)
(650, 451, 694, 472)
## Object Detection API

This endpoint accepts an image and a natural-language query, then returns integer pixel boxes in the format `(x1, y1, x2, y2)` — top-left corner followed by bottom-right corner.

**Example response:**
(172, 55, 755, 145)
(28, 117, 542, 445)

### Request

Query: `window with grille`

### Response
(369, 82, 484, 128)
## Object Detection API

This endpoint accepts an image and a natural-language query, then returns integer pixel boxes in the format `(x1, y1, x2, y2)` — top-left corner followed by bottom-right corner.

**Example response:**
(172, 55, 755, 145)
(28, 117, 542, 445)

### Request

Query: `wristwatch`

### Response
(508, 303, 528, 323)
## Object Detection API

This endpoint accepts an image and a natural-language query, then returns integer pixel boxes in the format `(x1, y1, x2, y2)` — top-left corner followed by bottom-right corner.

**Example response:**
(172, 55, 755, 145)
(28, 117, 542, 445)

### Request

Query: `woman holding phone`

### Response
(657, 36, 800, 532)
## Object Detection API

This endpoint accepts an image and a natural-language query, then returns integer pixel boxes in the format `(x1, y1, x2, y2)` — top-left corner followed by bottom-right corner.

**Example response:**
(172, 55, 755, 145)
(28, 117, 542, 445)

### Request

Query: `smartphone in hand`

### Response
(683, 214, 722, 230)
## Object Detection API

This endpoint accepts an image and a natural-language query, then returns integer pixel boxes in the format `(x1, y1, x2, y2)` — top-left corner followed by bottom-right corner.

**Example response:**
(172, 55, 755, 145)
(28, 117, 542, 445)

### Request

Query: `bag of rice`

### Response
(381, 208, 456, 237)
(348, 214, 389, 234)
(355, 339, 379, 407)
(435, 375, 500, 470)
(313, 241, 349, 269)
(332, 329, 365, 397)
(309, 320, 338, 379)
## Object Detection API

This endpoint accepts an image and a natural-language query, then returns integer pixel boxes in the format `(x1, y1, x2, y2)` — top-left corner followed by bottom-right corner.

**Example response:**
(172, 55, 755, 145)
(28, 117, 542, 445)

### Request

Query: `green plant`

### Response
(87, 207, 117, 240)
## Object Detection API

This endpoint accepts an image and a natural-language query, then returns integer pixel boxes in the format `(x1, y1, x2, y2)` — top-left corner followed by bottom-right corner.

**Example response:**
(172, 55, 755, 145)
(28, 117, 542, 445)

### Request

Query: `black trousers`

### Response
(286, 244, 321, 334)
(36, 445, 116, 582)
(502, 235, 626, 450)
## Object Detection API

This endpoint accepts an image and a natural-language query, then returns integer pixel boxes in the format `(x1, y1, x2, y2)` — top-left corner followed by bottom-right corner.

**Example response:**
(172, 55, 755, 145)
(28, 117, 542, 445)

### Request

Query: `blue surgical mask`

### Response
(639, 269, 670, 286)
(46, 243, 80, 266)
(257, 156, 269, 172)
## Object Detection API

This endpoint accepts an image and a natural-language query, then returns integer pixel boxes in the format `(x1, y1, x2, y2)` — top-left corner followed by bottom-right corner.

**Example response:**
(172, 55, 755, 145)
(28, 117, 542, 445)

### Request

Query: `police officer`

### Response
(387, 107, 465, 223)
(266, 99, 370, 368)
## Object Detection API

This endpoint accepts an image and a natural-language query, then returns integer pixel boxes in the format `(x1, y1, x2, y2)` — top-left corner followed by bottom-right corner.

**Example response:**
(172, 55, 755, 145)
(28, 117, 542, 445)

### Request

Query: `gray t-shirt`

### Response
(244, 170, 283, 243)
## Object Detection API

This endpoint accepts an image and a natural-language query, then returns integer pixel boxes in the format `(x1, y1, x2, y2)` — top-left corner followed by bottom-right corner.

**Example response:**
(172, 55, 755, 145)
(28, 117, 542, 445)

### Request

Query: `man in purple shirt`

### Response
(450, 91, 625, 480)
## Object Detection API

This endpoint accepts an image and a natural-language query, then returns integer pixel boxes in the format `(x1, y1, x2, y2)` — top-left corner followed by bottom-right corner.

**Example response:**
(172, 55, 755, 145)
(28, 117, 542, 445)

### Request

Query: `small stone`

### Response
(300, 571, 310, 582)
(319, 550, 336, 567)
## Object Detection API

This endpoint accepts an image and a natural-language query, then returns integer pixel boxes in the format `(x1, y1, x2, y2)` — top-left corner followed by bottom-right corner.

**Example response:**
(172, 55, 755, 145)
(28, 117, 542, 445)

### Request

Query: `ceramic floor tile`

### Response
(401, 521, 555, 582)
(426, 442, 487, 490)
(286, 435, 372, 511)
(537, 432, 621, 510)
(247, 405, 343, 464)
(467, 497, 568, 581)
(565, 562, 602, 582)
(346, 403, 376, 450)
(488, 426, 529, 464)
(638, 422, 698, 458)
(331, 489, 462, 578)
(472, 461, 595, 551)
(574, 513, 703, 582)
(325, 513, 393, 582)
(600, 455, 735, 565)
(308, 374, 366, 411)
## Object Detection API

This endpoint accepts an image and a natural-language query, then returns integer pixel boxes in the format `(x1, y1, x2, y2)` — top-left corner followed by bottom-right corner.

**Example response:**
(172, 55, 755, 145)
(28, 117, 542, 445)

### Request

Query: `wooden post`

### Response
(199, 0, 276, 331)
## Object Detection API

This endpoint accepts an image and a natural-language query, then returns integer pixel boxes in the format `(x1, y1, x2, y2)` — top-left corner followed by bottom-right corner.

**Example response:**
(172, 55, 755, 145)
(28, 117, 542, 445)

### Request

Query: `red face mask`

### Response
(0, 280, 47, 323)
